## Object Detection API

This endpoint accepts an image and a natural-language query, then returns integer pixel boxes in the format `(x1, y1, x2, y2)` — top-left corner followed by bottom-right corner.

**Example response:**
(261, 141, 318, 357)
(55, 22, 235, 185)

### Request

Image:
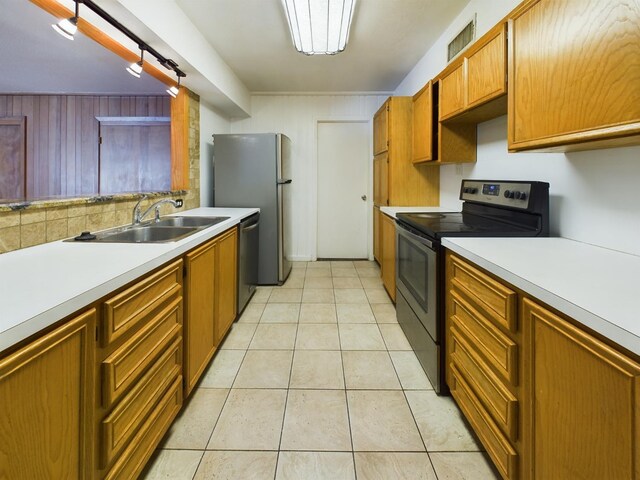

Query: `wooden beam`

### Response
(29, 0, 178, 88)
(170, 88, 190, 190)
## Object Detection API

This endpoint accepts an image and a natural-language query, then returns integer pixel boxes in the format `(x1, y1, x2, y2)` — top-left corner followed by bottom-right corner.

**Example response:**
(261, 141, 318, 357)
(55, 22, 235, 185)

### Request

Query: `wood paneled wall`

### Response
(0, 95, 170, 199)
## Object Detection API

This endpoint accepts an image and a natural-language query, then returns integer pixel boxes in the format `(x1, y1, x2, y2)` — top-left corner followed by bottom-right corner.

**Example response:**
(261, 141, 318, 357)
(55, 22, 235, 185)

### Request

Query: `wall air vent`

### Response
(447, 16, 476, 62)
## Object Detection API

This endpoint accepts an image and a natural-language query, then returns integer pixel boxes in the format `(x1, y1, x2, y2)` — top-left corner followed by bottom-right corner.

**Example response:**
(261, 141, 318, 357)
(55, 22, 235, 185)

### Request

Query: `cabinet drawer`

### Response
(102, 296, 182, 407)
(103, 260, 182, 346)
(450, 255, 517, 333)
(104, 376, 183, 480)
(450, 290, 518, 385)
(451, 326, 518, 441)
(101, 335, 182, 467)
(451, 364, 517, 480)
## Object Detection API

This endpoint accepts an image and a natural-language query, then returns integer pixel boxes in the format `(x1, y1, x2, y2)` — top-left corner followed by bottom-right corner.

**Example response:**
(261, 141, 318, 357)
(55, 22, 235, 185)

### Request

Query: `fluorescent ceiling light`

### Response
(282, 0, 356, 55)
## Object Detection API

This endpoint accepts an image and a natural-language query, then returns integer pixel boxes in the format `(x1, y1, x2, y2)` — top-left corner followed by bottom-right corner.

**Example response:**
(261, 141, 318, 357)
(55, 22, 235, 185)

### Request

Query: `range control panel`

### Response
(459, 180, 533, 209)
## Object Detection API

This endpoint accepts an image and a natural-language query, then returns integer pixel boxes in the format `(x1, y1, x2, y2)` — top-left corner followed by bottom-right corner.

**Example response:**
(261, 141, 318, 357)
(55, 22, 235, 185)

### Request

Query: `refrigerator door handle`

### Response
(277, 179, 292, 184)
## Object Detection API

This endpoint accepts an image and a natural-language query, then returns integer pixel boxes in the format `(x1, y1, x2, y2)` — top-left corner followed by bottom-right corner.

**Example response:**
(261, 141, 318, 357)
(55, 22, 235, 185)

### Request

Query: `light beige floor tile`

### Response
(199, 350, 246, 388)
(371, 303, 397, 323)
(305, 268, 332, 278)
(252, 287, 273, 303)
(220, 323, 258, 350)
(295, 324, 340, 350)
(269, 288, 303, 303)
(304, 276, 334, 289)
(336, 304, 376, 323)
(291, 261, 308, 270)
(307, 261, 332, 269)
(238, 303, 265, 323)
(406, 390, 481, 451)
(249, 324, 297, 350)
(430, 452, 500, 480)
(208, 389, 287, 450)
(353, 260, 377, 268)
(332, 267, 359, 278)
(332, 277, 363, 289)
(276, 452, 355, 480)
(339, 324, 386, 350)
(290, 350, 344, 389)
(233, 350, 293, 388)
(389, 351, 433, 390)
(360, 276, 383, 288)
(299, 304, 337, 323)
(142, 449, 203, 480)
(357, 267, 381, 278)
(302, 288, 335, 303)
(334, 288, 368, 304)
(261, 303, 300, 323)
(379, 324, 412, 350)
(347, 390, 425, 451)
(330, 260, 355, 268)
(280, 390, 351, 451)
(354, 452, 437, 480)
(194, 451, 278, 480)
(280, 274, 305, 289)
(342, 351, 401, 389)
(162, 388, 229, 449)
(365, 288, 392, 304)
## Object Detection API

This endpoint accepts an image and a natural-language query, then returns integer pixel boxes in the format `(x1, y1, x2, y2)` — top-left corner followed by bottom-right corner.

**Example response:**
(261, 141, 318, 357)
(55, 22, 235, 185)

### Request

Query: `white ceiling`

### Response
(175, 0, 469, 93)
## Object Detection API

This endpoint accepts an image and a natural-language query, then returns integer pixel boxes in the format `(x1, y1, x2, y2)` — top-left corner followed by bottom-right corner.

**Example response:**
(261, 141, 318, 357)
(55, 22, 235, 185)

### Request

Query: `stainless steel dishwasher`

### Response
(238, 213, 259, 313)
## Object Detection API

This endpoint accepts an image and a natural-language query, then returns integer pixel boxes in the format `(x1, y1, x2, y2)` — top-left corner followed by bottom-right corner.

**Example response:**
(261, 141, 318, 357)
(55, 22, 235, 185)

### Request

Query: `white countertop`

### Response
(380, 206, 458, 218)
(443, 237, 640, 355)
(0, 207, 258, 353)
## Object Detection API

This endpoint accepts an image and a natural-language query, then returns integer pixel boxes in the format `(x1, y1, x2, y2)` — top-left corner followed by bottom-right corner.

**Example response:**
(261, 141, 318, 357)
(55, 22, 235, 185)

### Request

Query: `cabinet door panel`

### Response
(373, 206, 380, 263)
(216, 227, 238, 344)
(467, 26, 507, 109)
(373, 103, 389, 155)
(509, 0, 640, 150)
(0, 309, 95, 479)
(380, 213, 395, 302)
(523, 298, 640, 479)
(439, 64, 465, 121)
(412, 82, 433, 163)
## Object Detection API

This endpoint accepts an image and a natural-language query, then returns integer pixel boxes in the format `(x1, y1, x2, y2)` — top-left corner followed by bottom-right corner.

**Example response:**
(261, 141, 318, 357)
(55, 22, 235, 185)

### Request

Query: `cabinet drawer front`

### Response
(102, 297, 182, 406)
(451, 326, 518, 441)
(103, 260, 182, 346)
(451, 365, 517, 480)
(450, 255, 517, 333)
(104, 376, 183, 480)
(451, 290, 518, 385)
(101, 335, 182, 467)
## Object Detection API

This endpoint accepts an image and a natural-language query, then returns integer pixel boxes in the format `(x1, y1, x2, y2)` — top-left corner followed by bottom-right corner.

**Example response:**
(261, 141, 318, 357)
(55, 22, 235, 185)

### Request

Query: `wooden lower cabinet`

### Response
(380, 212, 396, 302)
(0, 309, 96, 480)
(373, 206, 381, 263)
(446, 251, 640, 479)
(522, 297, 640, 479)
(215, 227, 238, 344)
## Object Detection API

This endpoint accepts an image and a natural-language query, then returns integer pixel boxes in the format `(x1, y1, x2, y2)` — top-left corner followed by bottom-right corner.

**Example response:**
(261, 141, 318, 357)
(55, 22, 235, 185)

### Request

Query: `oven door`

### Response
(395, 222, 438, 341)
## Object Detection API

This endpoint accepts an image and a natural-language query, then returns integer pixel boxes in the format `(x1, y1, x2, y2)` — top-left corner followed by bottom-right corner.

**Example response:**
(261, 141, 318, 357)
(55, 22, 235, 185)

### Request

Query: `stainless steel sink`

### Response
(93, 226, 199, 243)
(154, 216, 230, 228)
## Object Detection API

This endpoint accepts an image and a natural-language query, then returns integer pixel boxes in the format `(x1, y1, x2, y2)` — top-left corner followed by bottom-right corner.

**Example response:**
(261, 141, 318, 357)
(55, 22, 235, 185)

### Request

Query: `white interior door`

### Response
(317, 121, 369, 259)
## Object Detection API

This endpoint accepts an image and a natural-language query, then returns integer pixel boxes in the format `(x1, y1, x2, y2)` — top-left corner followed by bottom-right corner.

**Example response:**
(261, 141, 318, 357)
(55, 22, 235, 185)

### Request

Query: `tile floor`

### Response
(142, 261, 500, 480)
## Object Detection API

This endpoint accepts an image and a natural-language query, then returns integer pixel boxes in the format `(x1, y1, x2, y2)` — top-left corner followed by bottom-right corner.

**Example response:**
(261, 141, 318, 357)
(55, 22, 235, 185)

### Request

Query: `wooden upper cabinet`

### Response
(522, 297, 640, 479)
(373, 152, 389, 206)
(412, 81, 434, 163)
(439, 64, 465, 121)
(508, 0, 640, 152)
(438, 22, 508, 124)
(373, 102, 389, 155)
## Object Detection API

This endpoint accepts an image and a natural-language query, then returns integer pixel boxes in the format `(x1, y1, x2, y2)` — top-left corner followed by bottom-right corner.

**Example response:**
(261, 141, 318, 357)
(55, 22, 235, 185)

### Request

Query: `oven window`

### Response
(397, 233, 430, 312)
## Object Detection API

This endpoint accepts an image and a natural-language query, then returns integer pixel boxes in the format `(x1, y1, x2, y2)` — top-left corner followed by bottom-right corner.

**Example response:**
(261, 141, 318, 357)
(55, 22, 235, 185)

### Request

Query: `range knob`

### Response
(504, 190, 511, 198)
(514, 191, 522, 200)
(520, 192, 527, 201)
(470, 188, 478, 194)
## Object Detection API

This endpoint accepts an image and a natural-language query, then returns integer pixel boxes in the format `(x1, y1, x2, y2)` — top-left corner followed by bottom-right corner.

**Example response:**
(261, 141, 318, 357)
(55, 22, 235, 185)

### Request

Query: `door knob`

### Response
(361, 195, 367, 201)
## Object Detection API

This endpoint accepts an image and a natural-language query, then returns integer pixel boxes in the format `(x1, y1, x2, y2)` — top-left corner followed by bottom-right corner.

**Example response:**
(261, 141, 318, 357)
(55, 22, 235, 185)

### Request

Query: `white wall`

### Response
(200, 102, 231, 207)
(230, 94, 388, 260)
(395, 0, 640, 257)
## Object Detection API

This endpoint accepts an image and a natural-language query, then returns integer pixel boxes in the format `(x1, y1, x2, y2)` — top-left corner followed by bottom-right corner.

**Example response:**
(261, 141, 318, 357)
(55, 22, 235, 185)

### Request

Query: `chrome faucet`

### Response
(132, 196, 183, 225)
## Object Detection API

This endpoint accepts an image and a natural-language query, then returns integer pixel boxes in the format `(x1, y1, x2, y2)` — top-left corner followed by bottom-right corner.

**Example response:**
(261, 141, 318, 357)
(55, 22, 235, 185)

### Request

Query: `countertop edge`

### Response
(442, 239, 640, 356)
(0, 208, 259, 353)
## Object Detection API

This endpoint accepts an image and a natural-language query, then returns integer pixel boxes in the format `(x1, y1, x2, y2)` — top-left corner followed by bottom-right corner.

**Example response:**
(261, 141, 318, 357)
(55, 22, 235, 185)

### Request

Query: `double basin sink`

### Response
(86, 216, 230, 243)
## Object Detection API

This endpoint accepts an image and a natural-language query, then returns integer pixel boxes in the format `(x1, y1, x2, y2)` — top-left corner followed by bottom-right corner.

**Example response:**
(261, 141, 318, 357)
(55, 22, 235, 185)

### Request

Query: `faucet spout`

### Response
(134, 198, 184, 225)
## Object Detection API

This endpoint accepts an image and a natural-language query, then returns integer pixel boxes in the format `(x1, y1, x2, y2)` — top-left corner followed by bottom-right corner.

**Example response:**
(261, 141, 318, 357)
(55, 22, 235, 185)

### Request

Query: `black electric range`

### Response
(394, 180, 550, 394)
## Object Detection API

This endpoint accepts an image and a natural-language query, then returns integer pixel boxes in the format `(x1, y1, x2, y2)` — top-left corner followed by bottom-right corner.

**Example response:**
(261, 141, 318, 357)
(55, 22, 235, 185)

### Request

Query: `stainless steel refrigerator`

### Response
(213, 133, 292, 285)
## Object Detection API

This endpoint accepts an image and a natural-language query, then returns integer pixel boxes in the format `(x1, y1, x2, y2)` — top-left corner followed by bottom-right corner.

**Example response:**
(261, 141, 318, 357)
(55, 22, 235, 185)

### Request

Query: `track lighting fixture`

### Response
(126, 49, 144, 78)
(167, 75, 182, 98)
(52, 0, 81, 40)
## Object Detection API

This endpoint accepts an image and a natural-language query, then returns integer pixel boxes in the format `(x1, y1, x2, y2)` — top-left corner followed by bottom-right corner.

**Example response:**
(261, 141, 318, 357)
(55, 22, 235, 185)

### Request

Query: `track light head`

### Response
(126, 49, 144, 78)
(167, 75, 181, 98)
(52, 17, 78, 40)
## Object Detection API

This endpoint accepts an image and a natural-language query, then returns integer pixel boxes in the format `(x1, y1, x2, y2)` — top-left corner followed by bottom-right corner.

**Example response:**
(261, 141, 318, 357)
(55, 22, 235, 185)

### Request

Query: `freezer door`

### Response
(277, 134, 292, 283)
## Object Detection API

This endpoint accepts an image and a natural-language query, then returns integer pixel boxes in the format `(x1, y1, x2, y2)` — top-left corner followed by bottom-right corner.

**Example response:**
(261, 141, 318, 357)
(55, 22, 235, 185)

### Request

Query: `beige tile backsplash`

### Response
(0, 91, 201, 254)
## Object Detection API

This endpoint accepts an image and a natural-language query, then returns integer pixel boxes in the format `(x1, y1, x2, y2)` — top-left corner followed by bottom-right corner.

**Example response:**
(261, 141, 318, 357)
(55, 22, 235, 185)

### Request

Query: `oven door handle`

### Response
(397, 223, 435, 250)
